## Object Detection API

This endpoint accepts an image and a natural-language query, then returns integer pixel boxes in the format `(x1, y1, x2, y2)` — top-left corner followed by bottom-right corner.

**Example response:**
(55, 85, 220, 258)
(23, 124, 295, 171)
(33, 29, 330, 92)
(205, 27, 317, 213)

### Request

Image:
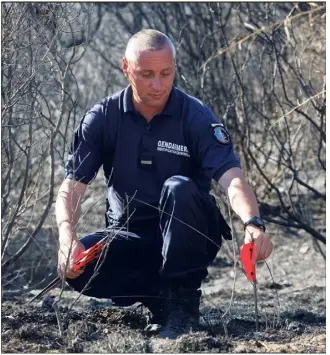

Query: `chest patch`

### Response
(211, 123, 231, 145)
(157, 140, 190, 157)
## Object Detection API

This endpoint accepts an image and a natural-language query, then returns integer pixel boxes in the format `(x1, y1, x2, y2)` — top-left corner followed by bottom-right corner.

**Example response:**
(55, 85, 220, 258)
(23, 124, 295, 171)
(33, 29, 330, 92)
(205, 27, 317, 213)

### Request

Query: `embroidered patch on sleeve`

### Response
(211, 123, 231, 145)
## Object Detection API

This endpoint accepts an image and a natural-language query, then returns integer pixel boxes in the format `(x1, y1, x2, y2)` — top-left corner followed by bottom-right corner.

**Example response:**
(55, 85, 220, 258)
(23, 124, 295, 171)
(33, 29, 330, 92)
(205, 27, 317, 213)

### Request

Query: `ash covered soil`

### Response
(2, 231, 326, 353)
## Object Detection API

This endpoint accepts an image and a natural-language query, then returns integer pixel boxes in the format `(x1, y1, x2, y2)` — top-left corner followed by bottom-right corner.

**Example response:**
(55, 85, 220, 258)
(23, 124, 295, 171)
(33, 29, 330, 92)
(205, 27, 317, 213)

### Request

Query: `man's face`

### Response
(122, 45, 175, 108)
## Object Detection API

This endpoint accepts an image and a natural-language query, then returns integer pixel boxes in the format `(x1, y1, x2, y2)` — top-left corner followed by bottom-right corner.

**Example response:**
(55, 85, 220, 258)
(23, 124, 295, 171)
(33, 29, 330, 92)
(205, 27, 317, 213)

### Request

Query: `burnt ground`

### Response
(1, 230, 326, 353)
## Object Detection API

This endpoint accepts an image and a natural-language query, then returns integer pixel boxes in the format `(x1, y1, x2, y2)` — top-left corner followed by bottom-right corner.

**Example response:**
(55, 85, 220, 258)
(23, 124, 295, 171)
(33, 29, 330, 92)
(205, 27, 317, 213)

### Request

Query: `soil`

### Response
(1, 229, 326, 353)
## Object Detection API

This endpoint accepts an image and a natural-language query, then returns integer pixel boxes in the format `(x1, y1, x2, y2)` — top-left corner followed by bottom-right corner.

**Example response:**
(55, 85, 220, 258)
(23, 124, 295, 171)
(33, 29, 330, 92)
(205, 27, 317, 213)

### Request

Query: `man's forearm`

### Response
(218, 167, 260, 224)
(226, 177, 260, 223)
(219, 167, 273, 256)
(56, 179, 87, 244)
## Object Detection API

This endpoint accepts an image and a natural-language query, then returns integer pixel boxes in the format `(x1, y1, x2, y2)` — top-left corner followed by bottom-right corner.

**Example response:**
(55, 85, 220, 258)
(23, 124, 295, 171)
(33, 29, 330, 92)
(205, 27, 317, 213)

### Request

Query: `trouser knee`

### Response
(162, 175, 197, 203)
(65, 232, 161, 304)
(159, 176, 224, 289)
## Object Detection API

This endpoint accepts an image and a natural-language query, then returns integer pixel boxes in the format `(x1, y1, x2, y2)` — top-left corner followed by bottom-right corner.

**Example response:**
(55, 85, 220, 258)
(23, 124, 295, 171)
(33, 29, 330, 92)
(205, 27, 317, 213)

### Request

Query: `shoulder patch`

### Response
(211, 123, 231, 145)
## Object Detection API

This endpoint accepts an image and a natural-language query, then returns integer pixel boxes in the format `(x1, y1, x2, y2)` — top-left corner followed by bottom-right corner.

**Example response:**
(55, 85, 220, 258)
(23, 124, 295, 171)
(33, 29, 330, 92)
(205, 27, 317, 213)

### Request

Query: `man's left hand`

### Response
(244, 225, 274, 263)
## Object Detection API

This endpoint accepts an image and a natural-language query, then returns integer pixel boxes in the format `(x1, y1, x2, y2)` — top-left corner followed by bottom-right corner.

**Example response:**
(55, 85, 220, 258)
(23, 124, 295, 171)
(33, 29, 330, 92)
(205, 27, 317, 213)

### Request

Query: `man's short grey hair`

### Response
(125, 29, 176, 63)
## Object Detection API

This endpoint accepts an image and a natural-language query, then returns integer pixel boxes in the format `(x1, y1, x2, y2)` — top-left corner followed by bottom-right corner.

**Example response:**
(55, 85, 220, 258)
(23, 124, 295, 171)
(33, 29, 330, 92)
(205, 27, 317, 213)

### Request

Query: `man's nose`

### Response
(151, 77, 161, 90)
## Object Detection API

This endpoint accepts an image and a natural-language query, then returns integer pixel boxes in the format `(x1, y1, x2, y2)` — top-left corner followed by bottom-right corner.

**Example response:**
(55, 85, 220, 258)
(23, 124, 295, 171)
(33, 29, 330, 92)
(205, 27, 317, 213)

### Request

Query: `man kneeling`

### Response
(57, 29, 273, 339)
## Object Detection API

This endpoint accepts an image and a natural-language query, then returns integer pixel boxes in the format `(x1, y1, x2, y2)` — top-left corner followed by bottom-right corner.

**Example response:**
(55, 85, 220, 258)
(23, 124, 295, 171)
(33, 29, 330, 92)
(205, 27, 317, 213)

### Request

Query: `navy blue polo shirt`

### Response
(65, 85, 240, 229)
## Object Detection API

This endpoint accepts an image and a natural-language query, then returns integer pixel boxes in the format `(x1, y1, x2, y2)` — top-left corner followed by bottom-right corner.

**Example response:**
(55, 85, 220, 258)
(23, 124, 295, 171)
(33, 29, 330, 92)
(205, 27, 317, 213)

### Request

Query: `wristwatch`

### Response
(244, 216, 266, 231)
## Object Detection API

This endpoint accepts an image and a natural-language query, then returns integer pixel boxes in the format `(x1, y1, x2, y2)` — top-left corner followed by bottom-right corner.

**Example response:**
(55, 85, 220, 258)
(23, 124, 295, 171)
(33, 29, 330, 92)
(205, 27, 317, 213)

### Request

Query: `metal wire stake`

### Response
(253, 281, 259, 332)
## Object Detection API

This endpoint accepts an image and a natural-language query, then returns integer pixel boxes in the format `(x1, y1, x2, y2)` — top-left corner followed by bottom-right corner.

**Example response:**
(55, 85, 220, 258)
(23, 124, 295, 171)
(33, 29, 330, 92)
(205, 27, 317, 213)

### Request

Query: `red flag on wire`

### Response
(240, 242, 256, 282)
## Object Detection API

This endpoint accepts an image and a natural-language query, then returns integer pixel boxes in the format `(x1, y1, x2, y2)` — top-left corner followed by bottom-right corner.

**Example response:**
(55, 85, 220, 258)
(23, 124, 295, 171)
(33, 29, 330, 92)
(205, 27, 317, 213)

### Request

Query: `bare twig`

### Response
(200, 5, 325, 69)
(268, 90, 326, 130)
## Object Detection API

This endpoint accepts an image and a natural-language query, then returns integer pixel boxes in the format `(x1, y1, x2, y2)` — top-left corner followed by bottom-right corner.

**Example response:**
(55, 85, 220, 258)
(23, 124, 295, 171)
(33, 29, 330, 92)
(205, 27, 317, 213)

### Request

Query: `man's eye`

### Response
(141, 73, 153, 78)
(162, 72, 171, 76)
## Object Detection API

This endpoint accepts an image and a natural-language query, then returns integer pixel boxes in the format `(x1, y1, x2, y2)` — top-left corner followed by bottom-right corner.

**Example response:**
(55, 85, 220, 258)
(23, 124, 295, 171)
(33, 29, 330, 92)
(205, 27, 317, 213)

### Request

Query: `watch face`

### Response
(255, 217, 264, 225)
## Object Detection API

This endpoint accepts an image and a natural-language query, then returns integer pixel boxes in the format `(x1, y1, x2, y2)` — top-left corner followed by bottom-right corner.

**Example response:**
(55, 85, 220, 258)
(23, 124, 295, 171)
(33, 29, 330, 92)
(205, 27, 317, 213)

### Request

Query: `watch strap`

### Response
(244, 217, 266, 231)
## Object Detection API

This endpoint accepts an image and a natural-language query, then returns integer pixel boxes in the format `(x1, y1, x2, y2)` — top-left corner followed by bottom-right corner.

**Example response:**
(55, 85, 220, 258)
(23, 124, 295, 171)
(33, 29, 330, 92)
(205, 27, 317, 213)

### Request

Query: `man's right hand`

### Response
(57, 239, 86, 279)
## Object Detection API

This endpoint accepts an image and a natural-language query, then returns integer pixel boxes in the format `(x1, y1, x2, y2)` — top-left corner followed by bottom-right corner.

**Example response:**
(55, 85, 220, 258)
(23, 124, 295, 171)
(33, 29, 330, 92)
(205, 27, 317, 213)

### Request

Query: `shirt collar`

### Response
(123, 85, 135, 113)
(123, 85, 177, 117)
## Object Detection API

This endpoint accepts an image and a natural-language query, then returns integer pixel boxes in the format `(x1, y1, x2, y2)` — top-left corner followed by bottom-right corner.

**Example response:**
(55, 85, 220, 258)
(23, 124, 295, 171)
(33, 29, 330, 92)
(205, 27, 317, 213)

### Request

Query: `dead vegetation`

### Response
(1, 227, 326, 353)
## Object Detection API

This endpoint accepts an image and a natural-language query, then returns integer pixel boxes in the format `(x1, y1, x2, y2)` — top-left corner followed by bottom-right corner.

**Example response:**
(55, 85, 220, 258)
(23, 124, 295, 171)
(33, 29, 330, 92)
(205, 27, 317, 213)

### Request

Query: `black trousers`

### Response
(67, 176, 228, 306)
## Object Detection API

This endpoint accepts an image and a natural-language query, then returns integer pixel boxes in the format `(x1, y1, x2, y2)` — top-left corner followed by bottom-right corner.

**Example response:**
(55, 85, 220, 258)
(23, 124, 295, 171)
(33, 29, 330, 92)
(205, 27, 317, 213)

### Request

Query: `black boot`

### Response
(159, 287, 201, 339)
(145, 298, 167, 324)
(143, 294, 168, 332)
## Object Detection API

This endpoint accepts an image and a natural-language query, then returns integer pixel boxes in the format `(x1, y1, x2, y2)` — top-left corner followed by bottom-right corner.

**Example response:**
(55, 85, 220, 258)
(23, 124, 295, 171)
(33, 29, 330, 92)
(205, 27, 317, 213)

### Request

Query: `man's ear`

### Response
(122, 57, 128, 77)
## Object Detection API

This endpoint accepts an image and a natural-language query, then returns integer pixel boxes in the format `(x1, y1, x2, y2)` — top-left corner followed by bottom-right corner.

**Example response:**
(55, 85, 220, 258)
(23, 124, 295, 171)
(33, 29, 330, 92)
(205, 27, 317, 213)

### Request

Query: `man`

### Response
(56, 29, 273, 339)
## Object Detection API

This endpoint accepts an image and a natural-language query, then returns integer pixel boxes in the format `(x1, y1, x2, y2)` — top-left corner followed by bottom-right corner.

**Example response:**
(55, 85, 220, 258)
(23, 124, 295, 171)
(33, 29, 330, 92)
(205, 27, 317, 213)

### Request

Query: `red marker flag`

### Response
(73, 239, 105, 272)
(240, 242, 256, 282)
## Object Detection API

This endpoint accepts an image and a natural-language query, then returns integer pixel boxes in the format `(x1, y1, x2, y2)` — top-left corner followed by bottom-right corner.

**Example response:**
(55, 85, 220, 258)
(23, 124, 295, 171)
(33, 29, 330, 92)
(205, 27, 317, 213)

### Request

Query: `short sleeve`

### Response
(187, 102, 241, 181)
(65, 102, 105, 185)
